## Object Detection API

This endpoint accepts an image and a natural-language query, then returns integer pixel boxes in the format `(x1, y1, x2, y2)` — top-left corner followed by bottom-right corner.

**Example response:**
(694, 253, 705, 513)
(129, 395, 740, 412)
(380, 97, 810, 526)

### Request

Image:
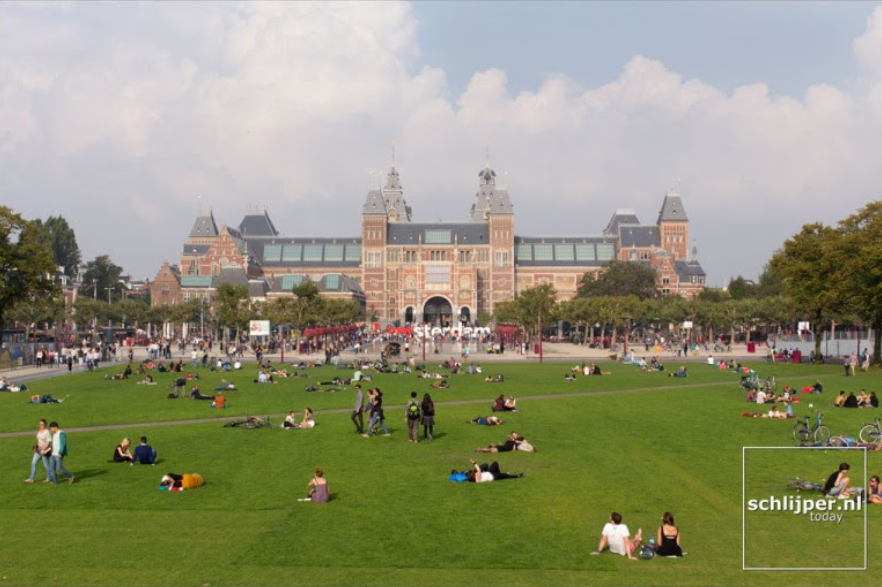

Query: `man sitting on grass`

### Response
(591, 512, 643, 561)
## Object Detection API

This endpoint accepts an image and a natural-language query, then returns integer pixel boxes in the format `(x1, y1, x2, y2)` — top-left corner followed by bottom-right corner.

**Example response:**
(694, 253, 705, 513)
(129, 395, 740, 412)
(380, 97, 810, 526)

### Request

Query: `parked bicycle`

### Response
(792, 410, 831, 444)
(858, 417, 882, 444)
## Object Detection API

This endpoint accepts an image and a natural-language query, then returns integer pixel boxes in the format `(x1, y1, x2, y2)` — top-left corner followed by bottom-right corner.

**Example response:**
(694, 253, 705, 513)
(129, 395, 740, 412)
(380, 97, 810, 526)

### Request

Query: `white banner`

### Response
(682, 321, 693, 329)
(249, 320, 271, 336)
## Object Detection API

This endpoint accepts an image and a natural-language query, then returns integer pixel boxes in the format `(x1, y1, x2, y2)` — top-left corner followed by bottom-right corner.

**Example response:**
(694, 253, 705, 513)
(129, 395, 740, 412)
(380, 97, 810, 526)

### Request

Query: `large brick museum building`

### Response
(150, 163, 706, 326)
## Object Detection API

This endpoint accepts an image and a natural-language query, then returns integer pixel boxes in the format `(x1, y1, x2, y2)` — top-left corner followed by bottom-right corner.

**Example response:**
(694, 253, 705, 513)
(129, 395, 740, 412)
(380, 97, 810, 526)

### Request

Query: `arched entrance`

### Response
(423, 296, 452, 327)
(459, 306, 471, 325)
(404, 306, 414, 324)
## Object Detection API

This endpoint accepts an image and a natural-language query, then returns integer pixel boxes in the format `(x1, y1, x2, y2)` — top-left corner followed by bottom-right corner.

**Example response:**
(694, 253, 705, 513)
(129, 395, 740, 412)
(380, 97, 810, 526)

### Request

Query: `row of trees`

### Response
(492, 202, 881, 363)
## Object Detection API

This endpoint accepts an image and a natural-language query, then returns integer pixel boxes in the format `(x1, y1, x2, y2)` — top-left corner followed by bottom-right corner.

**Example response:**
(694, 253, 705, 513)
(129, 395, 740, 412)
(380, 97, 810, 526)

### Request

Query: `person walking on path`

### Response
(48, 421, 74, 484)
(351, 384, 365, 434)
(25, 419, 52, 483)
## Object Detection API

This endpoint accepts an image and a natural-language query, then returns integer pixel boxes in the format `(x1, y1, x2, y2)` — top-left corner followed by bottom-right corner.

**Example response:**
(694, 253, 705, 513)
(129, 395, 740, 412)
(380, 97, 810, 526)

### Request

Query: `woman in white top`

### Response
(465, 459, 524, 482)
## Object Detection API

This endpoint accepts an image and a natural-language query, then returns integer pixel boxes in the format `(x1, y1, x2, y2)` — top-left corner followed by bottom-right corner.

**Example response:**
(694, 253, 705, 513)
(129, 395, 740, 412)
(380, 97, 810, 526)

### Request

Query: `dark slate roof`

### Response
(603, 209, 640, 236)
(247, 280, 269, 298)
(189, 210, 219, 239)
(470, 166, 513, 219)
(619, 225, 660, 249)
(383, 168, 411, 221)
(657, 189, 688, 222)
(362, 188, 386, 215)
(181, 243, 211, 257)
(386, 222, 489, 246)
(238, 210, 279, 237)
(318, 273, 364, 295)
(674, 259, 706, 278)
(211, 267, 249, 288)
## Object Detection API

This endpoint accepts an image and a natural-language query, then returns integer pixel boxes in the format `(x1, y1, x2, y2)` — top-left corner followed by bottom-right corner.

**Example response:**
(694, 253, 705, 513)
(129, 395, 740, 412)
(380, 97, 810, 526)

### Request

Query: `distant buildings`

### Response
(151, 162, 705, 326)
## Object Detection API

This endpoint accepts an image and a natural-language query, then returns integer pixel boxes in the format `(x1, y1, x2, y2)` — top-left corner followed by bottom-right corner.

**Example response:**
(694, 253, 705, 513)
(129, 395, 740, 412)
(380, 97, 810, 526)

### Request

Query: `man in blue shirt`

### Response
(133, 436, 157, 465)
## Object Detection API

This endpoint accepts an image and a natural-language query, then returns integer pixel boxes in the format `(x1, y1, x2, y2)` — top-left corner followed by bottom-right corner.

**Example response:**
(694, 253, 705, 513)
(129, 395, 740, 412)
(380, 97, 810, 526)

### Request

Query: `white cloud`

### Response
(0, 1, 879, 286)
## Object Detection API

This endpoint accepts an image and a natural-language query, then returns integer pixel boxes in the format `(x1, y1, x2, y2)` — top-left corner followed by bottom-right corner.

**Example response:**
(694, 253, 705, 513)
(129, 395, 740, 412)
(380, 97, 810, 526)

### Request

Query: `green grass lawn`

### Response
(1, 359, 879, 586)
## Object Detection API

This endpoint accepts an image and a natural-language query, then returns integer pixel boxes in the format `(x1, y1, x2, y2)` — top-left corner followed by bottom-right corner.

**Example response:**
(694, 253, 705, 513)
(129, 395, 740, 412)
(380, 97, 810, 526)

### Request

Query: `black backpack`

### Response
(407, 401, 421, 420)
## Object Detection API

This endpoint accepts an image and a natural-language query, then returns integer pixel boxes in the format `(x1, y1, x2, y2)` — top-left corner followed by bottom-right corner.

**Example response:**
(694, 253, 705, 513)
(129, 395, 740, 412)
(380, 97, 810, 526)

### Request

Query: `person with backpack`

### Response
(405, 391, 422, 443)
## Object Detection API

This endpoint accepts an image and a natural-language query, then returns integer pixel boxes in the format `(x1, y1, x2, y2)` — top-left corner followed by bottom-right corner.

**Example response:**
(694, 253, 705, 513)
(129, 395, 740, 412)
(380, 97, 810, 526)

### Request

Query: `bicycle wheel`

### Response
(793, 423, 810, 442)
(814, 425, 831, 444)
(859, 424, 881, 444)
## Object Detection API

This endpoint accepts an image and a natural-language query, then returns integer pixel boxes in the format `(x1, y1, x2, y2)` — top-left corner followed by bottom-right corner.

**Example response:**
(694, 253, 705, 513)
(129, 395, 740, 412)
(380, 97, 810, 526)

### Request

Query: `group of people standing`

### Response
(350, 384, 436, 442)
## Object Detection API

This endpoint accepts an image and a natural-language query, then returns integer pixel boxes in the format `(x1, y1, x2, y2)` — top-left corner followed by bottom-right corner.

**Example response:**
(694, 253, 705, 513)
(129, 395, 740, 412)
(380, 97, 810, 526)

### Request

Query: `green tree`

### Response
(0, 207, 58, 330)
(768, 223, 842, 357)
(80, 255, 123, 302)
(726, 276, 756, 300)
(577, 260, 657, 300)
(33, 215, 81, 278)
(832, 201, 882, 364)
(214, 284, 249, 344)
(495, 284, 559, 342)
(756, 266, 783, 299)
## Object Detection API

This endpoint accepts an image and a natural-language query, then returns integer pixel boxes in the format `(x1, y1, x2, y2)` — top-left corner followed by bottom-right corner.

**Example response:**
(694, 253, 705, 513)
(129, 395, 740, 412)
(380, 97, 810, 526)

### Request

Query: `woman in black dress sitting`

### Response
(655, 512, 683, 557)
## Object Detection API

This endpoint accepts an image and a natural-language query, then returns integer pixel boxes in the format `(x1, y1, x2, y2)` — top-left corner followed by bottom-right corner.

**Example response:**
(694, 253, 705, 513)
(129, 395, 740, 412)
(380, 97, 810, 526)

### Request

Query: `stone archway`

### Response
(422, 296, 453, 327)
(404, 306, 415, 325)
(459, 306, 471, 325)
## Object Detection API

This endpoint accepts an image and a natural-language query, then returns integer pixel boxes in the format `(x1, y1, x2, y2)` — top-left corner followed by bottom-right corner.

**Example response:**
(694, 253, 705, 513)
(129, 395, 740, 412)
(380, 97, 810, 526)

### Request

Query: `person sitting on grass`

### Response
(113, 437, 135, 463)
(468, 416, 502, 426)
(491, 394, 506, 412)
(290, 408, 315, 429)
(298, 468, 329, 502)
(668, 365, 688, 378)
(283, 411, 298, 429)
(484, 374, 504, 383)
(136, 374, 156, 385)
(843, 391, 859, 408)
(213, 380, 236, 392)
(210, 391, 226, 409)
(503, 396, 518, 411)
(655, 512, 684, 557)
(867, 476, 882, 504)
(591, 512, 643, 560)
(832, 391, 847, 407)
(133, 437, 157, 465)
(431, 379, 449, 389)
(824, 462, 852, 499)
(475, 431, 528, 453)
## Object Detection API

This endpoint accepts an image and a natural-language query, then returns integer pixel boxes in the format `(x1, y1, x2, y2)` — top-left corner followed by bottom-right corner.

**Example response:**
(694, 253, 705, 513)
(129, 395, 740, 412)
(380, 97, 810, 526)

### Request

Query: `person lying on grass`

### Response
(159, 472, 203, 491)
(475, 431, 529, 453)
(467, 416, 502, 426)
(448, 460, 525, 482)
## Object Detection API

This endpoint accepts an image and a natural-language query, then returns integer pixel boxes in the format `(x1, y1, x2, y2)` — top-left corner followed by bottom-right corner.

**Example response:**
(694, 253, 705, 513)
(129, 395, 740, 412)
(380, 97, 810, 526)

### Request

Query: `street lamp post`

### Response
(105, 288, 113, 304)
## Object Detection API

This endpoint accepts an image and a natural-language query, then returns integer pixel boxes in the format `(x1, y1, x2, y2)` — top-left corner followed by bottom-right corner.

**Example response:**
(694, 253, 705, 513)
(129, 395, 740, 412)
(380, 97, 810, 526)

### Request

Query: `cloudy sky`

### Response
(2, 1, 880, 286)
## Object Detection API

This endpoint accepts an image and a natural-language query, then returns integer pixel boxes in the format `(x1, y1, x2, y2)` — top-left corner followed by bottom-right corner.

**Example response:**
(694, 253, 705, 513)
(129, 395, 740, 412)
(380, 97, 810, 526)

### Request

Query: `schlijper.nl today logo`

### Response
(742, 447, 868, 571)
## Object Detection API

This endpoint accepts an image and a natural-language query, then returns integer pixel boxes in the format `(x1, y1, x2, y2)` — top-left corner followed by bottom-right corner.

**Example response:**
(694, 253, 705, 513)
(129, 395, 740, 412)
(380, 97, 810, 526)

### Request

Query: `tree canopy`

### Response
(80, 255, 124, 302)
(0, 206, 58, 329)
(33, 215, 81, 278)
(577, 260, 657, 300)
